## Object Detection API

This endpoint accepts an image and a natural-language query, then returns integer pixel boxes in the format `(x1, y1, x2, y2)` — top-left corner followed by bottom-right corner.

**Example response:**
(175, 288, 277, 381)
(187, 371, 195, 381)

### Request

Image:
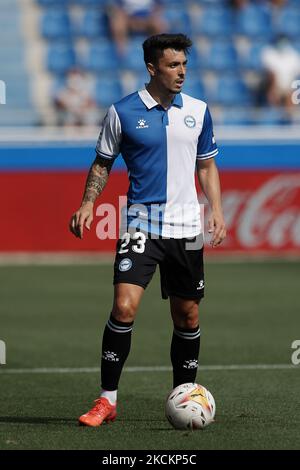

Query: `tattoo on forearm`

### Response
(82, 156, 113, 204)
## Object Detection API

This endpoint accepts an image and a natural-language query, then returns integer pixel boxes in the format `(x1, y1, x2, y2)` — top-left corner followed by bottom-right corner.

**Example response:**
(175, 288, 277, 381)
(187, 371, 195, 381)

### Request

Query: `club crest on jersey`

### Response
(184, 115, 196, 128)
(136, 118, 149, 129)
(119, 258, 132, 272)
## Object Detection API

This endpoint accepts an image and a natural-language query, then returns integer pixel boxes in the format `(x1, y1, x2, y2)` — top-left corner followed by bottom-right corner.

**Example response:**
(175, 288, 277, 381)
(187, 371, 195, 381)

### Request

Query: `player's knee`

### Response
(173, 302, 200, 329)
(112, 298, 138, 322)
(181, 312, 199, 329)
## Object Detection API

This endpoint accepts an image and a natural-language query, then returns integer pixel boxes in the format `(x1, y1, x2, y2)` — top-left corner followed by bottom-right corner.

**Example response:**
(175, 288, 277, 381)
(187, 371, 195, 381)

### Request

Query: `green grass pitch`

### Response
(0, 261, 299, 450)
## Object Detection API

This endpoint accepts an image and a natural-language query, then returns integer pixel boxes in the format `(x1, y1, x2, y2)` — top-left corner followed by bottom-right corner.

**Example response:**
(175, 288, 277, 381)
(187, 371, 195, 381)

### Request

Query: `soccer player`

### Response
(69, 34, 226, 427)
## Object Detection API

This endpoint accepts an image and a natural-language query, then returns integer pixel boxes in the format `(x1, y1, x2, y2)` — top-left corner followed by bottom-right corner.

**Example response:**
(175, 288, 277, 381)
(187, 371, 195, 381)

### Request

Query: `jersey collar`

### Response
(138, 88, 183, 110)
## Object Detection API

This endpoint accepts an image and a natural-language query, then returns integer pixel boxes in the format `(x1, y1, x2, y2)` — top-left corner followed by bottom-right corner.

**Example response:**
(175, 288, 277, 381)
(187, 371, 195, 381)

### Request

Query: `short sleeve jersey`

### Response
(96, 89, 218, 238)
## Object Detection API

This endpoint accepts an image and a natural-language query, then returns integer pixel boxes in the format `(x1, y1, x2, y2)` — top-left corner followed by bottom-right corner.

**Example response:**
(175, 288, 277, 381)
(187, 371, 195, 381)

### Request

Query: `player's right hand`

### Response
(69, 202, 94, 239)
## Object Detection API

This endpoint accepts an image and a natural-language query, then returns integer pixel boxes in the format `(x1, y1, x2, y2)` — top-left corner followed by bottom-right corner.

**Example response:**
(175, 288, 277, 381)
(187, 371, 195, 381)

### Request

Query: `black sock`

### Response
(171, 325, 201, 388)
(101, 314, 133, 391)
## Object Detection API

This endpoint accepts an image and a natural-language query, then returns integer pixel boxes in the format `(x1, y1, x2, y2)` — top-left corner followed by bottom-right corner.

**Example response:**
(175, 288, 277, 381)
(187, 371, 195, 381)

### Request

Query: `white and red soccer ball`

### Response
(165, 383, 216, 430)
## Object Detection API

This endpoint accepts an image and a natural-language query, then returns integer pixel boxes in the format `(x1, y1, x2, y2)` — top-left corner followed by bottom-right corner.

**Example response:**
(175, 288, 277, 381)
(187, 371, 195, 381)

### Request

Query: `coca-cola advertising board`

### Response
(0, 170, 299, 254)
(205, 171, 300, 254)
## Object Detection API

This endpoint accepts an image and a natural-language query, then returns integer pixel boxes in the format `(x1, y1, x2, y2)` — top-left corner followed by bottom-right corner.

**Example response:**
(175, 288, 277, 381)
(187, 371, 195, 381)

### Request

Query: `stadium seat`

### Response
(163, 7, 192, 36)
(235, 4, 272, 38)
(193, 6, 234, 37)
(213, 75, 252, 106)
(255, 107, 291, 125)
(47, 43, 76, 74)
(274, 8, 300, 37)
(182, 76, 205, 101)
(221, 108, 253, 126)
(202, 41, 238, 71)
(41, 9, 71, 40)
(94, 77, 123, 107)
(161, 0, 189, 5)
(79, 9, 109, 38)
(121, 38, 146, 71)
(84, 41, 119, 72)
(72, 0, 107, 5)
(239, 41, 267, 71)
(37, 0, 69, 5)
(185, 47, 200, 70)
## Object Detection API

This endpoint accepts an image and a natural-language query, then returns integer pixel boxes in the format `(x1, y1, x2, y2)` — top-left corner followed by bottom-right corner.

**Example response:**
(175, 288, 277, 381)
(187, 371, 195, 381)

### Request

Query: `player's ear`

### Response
(147, 62, 156, 77)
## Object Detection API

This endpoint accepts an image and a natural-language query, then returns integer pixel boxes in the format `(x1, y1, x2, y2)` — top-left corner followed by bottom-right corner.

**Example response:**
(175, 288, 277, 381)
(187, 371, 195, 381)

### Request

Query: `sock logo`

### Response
(183, 359, 198, 369)
(103, 350, 119, 362)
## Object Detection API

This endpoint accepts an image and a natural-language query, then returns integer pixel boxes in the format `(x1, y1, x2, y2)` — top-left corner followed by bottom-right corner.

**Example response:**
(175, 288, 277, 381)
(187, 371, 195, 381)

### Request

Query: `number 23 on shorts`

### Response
(118, 232, 146, 254)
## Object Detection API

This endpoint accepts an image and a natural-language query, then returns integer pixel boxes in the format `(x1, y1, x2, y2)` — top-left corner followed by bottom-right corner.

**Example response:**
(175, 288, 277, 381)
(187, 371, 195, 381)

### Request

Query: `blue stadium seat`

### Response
(185, 47, 200, 70)
(94, 77, 123, 107)
(213, 75, 252, 106)
(239, 41, 267, 71)
(200, 0, 227, 4)
(84, 41, 119, 72)
(202, 41, 238, 71)
(121, 38, 146, 71)
(161, 0, 189, 5)
(163, 7, 192, 36)
(47, 43, 76, 74)
(221, 108, 253, 126)
(37, 0, 69, 5)
(73, 0, 107, 5)
(292, 40, 300, 54)
(193, 6, 234, 37)
(135, 72, 151, 91)
(182, 76, 205, 100)
(255, 107, 291, 125)
(80, 9, 109, 38)
(41, 9, 71, 40)
(235, 4, 272, 38)
(275, 8, 300, 37)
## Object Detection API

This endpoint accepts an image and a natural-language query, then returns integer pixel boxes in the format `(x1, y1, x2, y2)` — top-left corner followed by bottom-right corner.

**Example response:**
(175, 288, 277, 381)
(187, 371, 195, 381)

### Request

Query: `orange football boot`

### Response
(78, 397, 117, 427)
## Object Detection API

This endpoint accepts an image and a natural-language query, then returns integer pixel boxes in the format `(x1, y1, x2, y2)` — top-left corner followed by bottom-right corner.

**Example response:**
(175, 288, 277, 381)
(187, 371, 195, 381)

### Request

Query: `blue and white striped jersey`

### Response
(96, 88, 218, 238)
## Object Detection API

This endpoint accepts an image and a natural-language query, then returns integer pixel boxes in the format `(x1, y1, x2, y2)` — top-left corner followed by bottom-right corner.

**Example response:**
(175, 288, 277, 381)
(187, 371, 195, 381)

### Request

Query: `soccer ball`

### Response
(165, 383, 216, 430)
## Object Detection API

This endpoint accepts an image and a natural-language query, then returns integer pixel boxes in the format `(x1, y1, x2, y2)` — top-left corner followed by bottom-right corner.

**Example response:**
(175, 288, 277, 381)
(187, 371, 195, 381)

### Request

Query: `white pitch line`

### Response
(0, 364, 298, 375)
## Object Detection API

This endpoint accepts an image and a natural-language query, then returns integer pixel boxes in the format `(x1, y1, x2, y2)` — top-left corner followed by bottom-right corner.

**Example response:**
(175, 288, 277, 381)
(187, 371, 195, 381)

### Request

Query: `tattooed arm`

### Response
(69, 155, 114, 239)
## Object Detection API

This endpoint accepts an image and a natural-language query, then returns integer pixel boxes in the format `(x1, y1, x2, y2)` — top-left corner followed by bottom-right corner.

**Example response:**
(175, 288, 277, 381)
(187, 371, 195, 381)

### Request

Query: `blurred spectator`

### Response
(230, 0, 249, 9)
(107, 0, 167, 56)
(269, 0, 287, 8)
(54, 69, 98, 126)
(260, 35, 300, 110)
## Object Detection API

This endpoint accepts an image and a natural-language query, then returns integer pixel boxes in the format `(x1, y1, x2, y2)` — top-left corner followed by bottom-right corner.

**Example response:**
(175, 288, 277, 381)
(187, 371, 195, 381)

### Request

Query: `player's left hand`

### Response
(208, 211, 226, 247)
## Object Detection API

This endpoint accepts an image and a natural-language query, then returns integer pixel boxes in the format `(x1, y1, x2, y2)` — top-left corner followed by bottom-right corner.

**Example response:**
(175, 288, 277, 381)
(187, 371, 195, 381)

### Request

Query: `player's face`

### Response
(152, 48, 187, 94)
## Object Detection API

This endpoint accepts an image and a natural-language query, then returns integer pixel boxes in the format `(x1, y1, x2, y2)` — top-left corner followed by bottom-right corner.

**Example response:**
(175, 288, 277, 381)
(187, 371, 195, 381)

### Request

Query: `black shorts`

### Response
(113, 231, 205, 300)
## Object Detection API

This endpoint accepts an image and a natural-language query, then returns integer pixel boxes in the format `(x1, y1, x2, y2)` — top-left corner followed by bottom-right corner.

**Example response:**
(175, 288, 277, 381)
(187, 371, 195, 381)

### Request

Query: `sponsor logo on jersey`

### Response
(136, 118, 149, 129)
(184, 115, 196, 128)
(119, 258, 132, 272)
(197, 280, 204, 290)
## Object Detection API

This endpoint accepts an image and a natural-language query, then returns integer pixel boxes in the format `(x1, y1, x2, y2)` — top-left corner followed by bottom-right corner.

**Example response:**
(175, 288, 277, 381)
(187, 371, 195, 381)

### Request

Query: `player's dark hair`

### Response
(143, 33, 193, 65)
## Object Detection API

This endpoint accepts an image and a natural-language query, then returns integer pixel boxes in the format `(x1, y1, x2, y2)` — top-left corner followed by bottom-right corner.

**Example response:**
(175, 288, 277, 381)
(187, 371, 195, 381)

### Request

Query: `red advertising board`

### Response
(0, 171, 299, 254)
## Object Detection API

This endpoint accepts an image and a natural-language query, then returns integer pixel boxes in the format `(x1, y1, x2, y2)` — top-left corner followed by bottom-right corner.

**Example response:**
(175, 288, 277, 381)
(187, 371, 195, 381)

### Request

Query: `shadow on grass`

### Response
(0, 416, 76, 425)
(0, 416, 174, 431)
